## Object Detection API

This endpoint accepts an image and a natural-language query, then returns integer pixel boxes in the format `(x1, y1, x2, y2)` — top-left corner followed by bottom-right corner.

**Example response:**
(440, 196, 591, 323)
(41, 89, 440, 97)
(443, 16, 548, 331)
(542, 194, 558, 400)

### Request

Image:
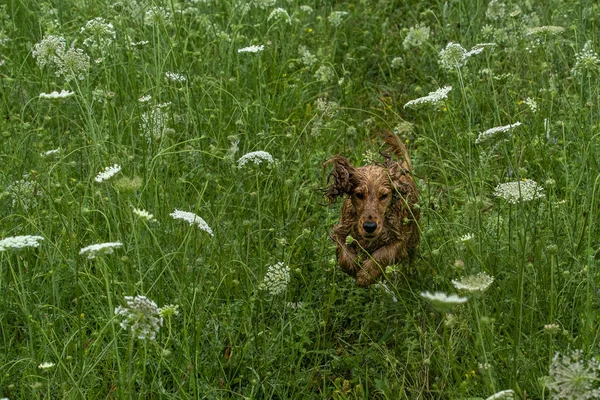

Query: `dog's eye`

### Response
(380, 193, 389, 200)
(354, 192, 365, 200)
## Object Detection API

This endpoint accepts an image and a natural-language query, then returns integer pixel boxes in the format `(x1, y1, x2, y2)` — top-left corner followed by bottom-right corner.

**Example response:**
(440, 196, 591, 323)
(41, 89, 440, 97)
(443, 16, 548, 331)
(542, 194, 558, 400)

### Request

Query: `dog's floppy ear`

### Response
(324, 155, 356, 202)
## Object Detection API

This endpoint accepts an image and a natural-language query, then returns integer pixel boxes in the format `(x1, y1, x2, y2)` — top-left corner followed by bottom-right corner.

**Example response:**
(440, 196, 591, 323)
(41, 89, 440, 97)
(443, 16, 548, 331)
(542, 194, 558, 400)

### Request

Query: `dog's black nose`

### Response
(363, 221, 377, 233)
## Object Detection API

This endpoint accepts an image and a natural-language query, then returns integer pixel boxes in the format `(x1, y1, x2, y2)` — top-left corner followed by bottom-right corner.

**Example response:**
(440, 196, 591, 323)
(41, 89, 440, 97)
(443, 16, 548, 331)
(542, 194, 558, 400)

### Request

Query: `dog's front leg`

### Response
(356, 242, 405, 287)
(331, 234, 360, 277)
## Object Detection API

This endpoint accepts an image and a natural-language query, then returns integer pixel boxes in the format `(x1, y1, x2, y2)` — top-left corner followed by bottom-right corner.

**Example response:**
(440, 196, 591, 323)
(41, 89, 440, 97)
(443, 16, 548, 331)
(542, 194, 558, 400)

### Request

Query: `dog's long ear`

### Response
(324, 155, 356, 203)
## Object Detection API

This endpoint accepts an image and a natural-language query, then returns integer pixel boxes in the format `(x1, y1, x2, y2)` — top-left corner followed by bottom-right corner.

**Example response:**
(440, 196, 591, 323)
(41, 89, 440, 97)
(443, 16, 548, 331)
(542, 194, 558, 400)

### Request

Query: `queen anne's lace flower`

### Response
(452, 273, 494, 293)
(39, 90, 75, 99)
(493, 179, 544, 204)
(328, 11, 348, 27)
(238, 45, 264, 53)
(404, 86, 452, 109)
(546, 350, 600, 400)
(115, 295, 163, 340)
(32, 35, 66, 68)
(572, 41, 600, 77)
(476, 122, 521, 144)
(485, 390, 514, 400)
(420, 291, 468, 310)
(260, 262, 290, 295)
(38, 362, 55, 370)
(268, 8, 291, 24)
(237, 151, 274, 167)
(132, 208, 156, 222)
(79, 242, 123, 259)
(403, 23, 430, 49)
(170, 209, 214, 236)
(0, 235, 44, 251)
(95, 164, 121, 182)
(165, 71, 186, 83)
(81, 17, 116, 49)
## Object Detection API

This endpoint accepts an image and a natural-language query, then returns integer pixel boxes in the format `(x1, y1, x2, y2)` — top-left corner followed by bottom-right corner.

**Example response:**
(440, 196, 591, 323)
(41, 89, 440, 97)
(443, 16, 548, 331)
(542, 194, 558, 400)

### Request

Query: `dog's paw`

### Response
(355, 270, 373, 287)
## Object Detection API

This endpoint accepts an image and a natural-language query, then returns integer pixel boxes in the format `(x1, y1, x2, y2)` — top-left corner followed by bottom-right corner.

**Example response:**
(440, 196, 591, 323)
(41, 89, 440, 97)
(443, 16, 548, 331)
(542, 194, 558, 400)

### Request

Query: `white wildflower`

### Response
(524, 97, 538, 113)
(403, 23, 430, 49)
(114, 295, 163, 340)
(38, 362, 55, 370)
(298, 45, 317, 67)
(485, 390, 514, 400)
(328, 11, 348, 27)
(439, 42, 484, 70)
(170, 209, 214, 236)
(420, 291, 468, 310)
(546, 350, 600, 400)
(526, 26, 565, 36)
(57, 46, 90, 81)
(141, 105, 169, 142)
(81, 17, 116, 49)
(95, 164, 121, 182)
(39, 89, 75, 99)
(299, 5, 313, 13)
(404, 86, 452, 109)
(475, 122, 521, 144)
(390, 57, 403, 69)
(268, 8, 291, 24)
(32, 35, 66, 68)
(144, 7, 172, 25)
(159, 304, 180, 318)
(132, 207, 156, 222)
(0, 235, 44, 251)
(237, 150, 274, 168)
(494, 179, 545, 204)
(458, 233, 474, 242)
(42, 147, 61, 156)
(260, 262, 290, 295)
(314, 65, 335, 82)
(571, 40, 600, 77)
(138, 94, 152, 103)
(79, 242, 123, 259)
(486, 0, 506, 21)
(238, 45, 264, 53)
(165, 71, 187, 83)
(544, 323, 561, 334)
(452, 273, 494, 293)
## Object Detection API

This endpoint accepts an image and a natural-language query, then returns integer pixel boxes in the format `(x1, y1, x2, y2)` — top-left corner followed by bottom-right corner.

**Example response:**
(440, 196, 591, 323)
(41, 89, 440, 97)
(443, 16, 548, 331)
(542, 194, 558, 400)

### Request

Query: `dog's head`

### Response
(325, 156, 404, 239)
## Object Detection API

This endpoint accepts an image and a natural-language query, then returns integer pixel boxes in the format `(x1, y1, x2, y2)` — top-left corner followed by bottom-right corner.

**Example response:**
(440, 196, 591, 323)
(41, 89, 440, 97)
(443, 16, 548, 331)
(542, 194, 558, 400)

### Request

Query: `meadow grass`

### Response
(1, 0, 600, 398)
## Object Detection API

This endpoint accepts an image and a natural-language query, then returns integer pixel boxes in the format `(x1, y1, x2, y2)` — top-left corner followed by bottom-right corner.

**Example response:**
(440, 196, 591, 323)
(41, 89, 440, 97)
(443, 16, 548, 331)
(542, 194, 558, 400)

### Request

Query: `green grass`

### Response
(1, 0, 600, 398)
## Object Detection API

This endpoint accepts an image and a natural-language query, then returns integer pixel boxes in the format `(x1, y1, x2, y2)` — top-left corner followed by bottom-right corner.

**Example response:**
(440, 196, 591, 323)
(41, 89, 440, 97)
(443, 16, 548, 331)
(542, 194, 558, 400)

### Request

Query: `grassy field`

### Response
(1, 0, 600, 398)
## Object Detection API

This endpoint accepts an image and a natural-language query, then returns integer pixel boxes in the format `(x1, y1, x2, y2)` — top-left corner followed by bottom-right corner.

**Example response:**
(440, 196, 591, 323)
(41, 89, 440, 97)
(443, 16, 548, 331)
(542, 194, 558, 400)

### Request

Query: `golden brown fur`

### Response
(325, 132, 420, 287)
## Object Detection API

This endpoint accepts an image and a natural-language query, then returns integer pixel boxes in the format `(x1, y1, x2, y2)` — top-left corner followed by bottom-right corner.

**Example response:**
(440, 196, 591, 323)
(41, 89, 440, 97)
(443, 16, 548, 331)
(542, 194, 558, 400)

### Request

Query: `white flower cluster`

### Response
(0, 235, 44, 251)
(328, 11, 348, 27)
(525, 26, 565, 36)
(475, 122, 521, 144)
(95, 164, 122, 182)
(115, 295, 164, 340)
(403, 23, 430, 49)
(238, 45, 264, 53)
(170, 209, 214, 236)
(237, 150, 274, 168)
(439, 42, 484, 70)
(42, 147, 61, 156)
(493, 179, 545, 204)
(268, 8, 291, 24)
(298, 45, 317, 67)
(571, 40, 600, 77)
(420, 291, 468, 310)
(452, 272, 494, 293)
(141, 105, 169, 142)
(404, 86, 452, 109)
(260, 262, 290, 296)
(485, 390, 514, 400)
(81, 17, 116, 49)
(485, 0, 505, 21)
(314, 65, 335, 82)
(132, 208, 156, 222)
(165, 71, 187, 83)
(79, 242, 123, 259)
(39, 90, 75, 99)
(33, 36, 90, 82)
(546, 350, 600, 400)
(144, 7, 172, 25)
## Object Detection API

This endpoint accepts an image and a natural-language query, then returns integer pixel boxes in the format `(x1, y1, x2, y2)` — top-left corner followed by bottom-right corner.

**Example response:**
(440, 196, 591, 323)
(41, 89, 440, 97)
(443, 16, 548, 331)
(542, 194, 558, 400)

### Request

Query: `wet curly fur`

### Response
(325, 132, 420, 287)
